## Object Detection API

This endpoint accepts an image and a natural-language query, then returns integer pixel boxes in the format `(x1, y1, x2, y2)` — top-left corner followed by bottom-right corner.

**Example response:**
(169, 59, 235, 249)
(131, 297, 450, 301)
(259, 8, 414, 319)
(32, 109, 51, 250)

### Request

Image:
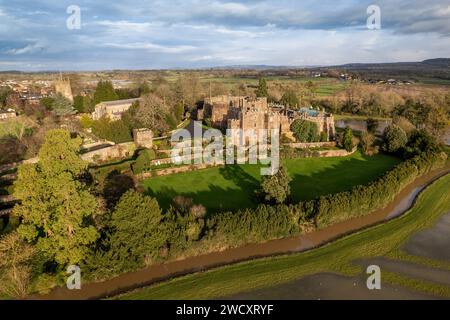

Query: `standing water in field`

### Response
(335, 119, 391, 135)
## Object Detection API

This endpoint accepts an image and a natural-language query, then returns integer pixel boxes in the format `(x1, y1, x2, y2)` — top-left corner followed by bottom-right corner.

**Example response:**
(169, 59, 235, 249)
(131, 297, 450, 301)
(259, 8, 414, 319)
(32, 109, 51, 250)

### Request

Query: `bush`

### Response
(360, 132, 379, 156)
(343, 127, 355, 152)
(404, 130, 441, 158)
(200, 152, 445, 248)
(383, 124, 407, 153)
(258, 167, 291, 204)
(79, 115, 94, 129)
(315, 152, 447, 228)
(206, 204, 303, 247)
(290, 119, 319, 142)
(91, 117, 132, 143)
(132, 149, 156, 174)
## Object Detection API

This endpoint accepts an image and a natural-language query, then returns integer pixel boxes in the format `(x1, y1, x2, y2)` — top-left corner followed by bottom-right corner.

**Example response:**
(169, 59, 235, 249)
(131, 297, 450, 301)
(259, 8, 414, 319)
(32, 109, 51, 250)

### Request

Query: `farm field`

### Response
(142, 151, 401, 213)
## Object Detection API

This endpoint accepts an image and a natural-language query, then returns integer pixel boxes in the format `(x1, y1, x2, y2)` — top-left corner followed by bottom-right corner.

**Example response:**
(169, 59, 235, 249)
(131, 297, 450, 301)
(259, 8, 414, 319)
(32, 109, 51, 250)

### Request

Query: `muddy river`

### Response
(33, 168, 449, 300)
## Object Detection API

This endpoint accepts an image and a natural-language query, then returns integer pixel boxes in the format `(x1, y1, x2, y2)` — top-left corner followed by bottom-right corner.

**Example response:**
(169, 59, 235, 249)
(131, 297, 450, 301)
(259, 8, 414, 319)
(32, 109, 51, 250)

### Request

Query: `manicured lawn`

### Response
(142, 151, 401, 213)
(119, 174, 450, 300)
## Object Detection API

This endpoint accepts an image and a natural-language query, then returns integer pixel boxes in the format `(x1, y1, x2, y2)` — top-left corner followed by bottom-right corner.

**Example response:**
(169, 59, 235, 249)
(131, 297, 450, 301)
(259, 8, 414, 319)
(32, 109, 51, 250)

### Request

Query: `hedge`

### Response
(314, 152, 448, 228)
(206, 204, 302, 247)
(203, 152, 448, 247)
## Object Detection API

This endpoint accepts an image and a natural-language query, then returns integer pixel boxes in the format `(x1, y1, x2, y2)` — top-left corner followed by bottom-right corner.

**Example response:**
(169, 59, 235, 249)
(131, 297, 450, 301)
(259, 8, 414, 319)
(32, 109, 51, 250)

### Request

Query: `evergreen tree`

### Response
(255, 78, 269, 98)
(281, 89, 299, 108)
(343, 127, 355, 152)
(52, 93, 74, 116)
(108, 191, 168, 270)
(290, 119, 319, 142)
(93, 80, 119, 105)
(13, 130, 99, 265)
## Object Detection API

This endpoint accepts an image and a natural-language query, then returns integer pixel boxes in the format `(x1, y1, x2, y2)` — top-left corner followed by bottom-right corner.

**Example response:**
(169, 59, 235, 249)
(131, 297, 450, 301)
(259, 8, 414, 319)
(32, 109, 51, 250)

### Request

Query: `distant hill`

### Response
(421, 58, 450, 68)
(339, 58, 450, 69)
(332, 58, 450, 82)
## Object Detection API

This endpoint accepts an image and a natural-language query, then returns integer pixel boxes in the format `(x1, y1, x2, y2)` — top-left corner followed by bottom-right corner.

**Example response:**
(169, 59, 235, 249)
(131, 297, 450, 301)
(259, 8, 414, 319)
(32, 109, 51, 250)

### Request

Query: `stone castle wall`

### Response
(80, 142, 136, 163)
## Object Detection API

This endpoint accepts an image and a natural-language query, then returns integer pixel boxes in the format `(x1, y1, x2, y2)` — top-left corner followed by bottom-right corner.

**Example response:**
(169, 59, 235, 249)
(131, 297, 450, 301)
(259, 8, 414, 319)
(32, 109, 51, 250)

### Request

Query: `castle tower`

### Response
(54, 73, 74, 102)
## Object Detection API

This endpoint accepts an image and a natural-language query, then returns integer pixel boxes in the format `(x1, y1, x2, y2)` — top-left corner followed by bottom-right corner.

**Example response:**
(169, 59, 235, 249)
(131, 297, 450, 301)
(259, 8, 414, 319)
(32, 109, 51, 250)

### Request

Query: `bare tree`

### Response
(137, 93, 170, 134)
(0, 231, 36, 298)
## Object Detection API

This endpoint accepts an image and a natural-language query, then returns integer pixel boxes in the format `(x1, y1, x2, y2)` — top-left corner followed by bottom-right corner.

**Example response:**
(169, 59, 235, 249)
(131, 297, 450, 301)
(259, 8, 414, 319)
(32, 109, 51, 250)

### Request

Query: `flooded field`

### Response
(226, 273, 438, 300)
(226, 212, 450, 300)
(335, 119, 391, 134)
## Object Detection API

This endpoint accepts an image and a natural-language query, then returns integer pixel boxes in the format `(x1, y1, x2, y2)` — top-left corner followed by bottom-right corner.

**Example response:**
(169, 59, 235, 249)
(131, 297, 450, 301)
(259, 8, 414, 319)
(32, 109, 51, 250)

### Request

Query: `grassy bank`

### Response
(142, 151, 401, 213)
(119, 174, 450, 299)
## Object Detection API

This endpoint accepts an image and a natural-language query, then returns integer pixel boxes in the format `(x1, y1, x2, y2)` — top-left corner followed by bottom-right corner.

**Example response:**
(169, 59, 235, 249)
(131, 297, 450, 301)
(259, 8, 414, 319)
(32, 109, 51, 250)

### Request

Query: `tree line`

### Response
(1, 127, 447, 297)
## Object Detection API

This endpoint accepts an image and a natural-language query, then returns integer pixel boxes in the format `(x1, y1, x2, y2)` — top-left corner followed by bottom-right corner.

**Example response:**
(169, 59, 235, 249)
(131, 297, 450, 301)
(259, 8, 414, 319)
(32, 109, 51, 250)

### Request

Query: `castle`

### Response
(54, 76, 73, 102)
(201, 95, 335, 143)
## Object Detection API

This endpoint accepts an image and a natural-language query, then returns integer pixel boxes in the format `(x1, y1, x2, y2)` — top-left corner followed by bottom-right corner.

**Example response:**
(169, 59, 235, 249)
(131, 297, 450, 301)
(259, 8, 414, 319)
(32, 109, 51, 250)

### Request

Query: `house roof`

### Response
(97, 98, 141, 108)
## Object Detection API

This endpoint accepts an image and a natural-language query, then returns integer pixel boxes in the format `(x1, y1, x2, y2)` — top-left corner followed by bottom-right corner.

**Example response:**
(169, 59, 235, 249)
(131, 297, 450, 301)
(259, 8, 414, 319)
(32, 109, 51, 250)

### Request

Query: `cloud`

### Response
(5, 42, 46, 55)
(0, 0, 449, 71)
(103, 41, 196, 53)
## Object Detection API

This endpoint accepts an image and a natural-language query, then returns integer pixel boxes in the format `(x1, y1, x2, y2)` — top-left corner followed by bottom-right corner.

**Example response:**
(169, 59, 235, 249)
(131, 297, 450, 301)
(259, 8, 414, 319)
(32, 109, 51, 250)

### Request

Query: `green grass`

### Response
(119, 174, 450, 300)
(142, 151, 401, 213)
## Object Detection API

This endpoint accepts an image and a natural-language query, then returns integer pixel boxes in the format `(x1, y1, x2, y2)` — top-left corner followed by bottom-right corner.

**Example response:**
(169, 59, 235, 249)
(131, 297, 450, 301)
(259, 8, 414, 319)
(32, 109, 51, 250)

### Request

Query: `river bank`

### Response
(31, 165, 449, 300)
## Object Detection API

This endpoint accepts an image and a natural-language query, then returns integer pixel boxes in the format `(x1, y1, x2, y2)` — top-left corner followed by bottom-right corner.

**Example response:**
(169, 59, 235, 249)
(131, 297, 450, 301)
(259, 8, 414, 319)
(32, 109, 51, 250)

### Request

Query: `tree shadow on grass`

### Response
(103, 170, 135, 210)
(145, 183, 258, 217)
(218, 164, 260, 191)
(144, 153, 400, 215)
(289, 153, 400, 202)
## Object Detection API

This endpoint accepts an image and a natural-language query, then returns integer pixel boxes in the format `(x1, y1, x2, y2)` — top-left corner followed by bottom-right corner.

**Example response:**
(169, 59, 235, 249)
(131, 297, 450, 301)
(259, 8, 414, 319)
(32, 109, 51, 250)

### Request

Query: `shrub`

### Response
(366, 118, 378, 134)
(343, 127, 355, 152)
(360, 132, 379, 156)
(258, 167, 292, 204)
(404, 130, 441, 158)
(320, 131, 328, 142)
(383, 124, 407, 153)
(91, 117, 132, 143)
(315, 152, 447, 228)
(290, 119, 319, 142)
(132, 149, 156, 174)
(79, 115, 94, 129)
(206, 204, 302, 247)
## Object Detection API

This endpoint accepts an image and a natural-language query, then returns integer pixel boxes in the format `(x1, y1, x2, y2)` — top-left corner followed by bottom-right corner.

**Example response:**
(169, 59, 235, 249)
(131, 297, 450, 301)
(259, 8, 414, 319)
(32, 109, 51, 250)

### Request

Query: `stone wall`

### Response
(81, 142, 136, 163)
(137, 163, 218, 180)
(315, 147, 357, 158)
(288, 141, 337, 149)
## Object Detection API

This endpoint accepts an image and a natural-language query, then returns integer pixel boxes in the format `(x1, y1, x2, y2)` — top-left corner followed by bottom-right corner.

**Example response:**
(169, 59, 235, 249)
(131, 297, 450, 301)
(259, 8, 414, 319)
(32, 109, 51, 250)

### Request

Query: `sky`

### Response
(0, 0, 449, 71)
